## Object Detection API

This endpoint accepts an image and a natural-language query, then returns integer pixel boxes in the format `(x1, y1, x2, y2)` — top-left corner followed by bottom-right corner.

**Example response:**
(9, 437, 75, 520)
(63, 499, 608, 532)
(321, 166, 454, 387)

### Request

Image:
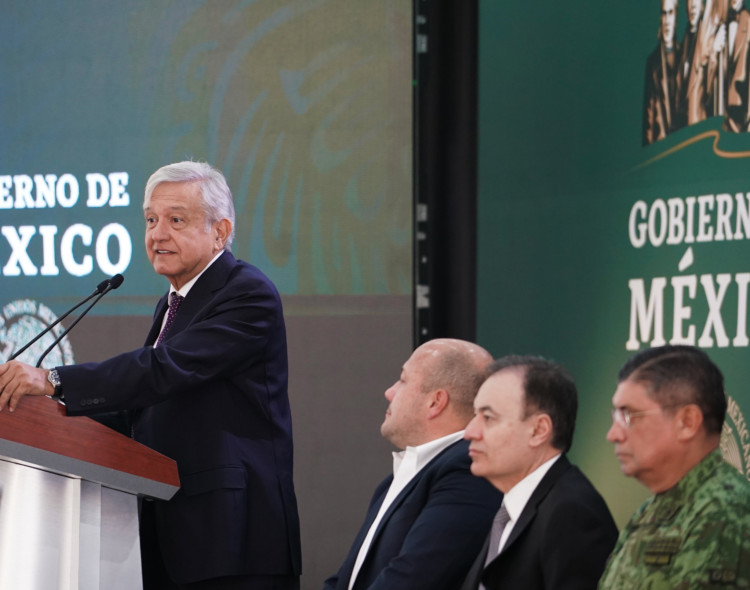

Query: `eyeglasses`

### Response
(610, 405, 679, 428)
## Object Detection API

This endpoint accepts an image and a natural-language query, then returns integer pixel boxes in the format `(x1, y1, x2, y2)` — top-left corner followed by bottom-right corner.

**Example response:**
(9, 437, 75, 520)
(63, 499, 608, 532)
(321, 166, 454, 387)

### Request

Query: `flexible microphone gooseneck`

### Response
(34, 274, 126, 368)
(8, 276, 114, 362)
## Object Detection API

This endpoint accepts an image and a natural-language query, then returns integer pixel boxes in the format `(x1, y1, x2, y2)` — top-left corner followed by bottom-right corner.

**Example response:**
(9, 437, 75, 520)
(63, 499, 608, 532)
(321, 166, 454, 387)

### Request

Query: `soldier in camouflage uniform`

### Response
(599, 345, 750, 589)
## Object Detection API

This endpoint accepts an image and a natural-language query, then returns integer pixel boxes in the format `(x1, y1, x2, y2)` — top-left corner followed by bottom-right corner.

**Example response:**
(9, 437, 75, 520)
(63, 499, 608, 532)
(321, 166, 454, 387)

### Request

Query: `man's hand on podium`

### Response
(0, 361, 55, 412)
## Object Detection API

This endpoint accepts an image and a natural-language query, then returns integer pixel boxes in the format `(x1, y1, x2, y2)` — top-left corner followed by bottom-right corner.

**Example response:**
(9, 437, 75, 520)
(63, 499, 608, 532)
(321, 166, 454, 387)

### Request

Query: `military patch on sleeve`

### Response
(644, 537, 681, 565)
(709, 569, 737, 584)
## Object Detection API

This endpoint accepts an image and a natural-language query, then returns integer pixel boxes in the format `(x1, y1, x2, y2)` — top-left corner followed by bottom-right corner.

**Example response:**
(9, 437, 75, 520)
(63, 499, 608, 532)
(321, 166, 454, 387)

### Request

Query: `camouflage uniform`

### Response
(599, 450, 750, 589)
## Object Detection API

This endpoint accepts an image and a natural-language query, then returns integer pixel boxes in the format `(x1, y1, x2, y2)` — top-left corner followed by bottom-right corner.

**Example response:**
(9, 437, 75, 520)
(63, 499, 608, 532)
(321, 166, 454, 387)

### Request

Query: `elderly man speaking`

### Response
(0, 161, 301, 590)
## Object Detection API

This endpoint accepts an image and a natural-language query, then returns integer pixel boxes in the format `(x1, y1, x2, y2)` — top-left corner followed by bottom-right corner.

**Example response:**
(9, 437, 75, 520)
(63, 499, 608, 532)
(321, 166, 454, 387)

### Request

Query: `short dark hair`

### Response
(618, 345, 726, 436)
(489, 355, 578, 453)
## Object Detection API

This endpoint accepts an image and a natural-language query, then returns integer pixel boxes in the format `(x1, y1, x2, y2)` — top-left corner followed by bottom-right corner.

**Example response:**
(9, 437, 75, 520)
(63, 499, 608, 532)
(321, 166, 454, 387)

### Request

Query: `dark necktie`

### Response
(155, 292, 184, 346)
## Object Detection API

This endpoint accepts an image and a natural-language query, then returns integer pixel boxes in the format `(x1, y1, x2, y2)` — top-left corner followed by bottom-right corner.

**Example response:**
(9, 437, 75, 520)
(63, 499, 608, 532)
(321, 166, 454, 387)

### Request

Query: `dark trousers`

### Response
(140, 501, 299, 590)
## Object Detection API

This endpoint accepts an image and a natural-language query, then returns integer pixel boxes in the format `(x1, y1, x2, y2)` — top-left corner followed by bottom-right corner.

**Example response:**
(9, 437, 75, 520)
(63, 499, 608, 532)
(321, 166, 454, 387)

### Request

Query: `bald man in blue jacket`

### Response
(322, 339, 502, 590)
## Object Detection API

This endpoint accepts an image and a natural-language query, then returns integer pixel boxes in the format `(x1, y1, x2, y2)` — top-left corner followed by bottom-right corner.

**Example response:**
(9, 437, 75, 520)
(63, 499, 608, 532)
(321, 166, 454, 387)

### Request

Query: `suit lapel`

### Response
(360, 477, 393, 540)
(145, 296, 169, 346)
(460, 535, 491, 590)
(146, 251, 235, 345)
(339, 476, 391, 588)
(367, 440, 464, 552)
(497, 455, 571, 556)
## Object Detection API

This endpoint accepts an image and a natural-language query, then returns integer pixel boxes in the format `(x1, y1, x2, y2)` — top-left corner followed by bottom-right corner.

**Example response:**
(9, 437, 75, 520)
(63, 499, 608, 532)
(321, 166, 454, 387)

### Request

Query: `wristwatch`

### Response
(47, 368, 64, 402)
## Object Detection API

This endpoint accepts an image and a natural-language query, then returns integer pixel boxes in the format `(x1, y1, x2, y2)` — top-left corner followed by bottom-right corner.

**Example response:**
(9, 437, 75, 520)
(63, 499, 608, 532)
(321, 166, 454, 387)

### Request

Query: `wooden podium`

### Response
(0, 395, 180, 590)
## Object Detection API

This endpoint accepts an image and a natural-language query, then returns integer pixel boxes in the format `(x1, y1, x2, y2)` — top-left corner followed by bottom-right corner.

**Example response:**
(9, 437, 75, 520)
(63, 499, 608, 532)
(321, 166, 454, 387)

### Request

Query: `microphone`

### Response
(9, 275, 119, 362)
(107, 273, 125, 290)
(35, 274, 125, 368)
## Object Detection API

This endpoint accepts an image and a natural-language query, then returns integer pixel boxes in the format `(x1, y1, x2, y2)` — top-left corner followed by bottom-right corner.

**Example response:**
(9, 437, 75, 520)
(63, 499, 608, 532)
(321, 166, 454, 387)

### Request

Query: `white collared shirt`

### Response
(348, 430, 465, 590)
(493, 453, 561, 555)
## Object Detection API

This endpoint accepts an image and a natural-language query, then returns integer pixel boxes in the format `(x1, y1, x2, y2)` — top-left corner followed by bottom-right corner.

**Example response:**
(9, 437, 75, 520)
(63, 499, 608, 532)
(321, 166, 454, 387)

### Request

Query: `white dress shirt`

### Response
(491, 453, 561, 557)
(347, 430, 465, 590)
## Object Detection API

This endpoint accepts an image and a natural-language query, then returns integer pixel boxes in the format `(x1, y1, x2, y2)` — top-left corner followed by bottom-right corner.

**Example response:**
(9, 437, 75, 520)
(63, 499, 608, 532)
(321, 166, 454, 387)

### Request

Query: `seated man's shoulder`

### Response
(541, 463, 616, 524)
(422, 441, 501, 501)
(554, 462, 606, 497)
(426, 439, 472, 472)
(687, 460, 750, 524)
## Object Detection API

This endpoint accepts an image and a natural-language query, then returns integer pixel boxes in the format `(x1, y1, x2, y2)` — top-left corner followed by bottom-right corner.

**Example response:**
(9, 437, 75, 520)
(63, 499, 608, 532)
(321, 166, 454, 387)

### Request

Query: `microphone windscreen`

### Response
(95, 278, 110, 294)
(109, 274, 125, 290)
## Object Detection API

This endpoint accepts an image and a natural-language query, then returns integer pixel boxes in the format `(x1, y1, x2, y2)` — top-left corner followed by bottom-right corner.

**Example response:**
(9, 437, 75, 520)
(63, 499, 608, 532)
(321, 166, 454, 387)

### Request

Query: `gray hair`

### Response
(143, 161, 236, 250)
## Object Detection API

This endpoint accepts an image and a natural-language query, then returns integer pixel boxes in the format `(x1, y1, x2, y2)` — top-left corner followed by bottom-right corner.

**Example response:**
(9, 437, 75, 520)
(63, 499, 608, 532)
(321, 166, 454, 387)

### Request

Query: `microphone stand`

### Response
(8, 278, 110, 361)
(35, 275, 124, 368)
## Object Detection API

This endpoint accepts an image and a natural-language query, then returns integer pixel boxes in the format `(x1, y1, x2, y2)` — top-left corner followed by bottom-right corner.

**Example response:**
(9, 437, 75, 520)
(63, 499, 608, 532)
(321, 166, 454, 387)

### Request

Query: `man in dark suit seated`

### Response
(461, 355, 618, 590)
(322, 338, 503, 590)
(0, 161, 301, 589)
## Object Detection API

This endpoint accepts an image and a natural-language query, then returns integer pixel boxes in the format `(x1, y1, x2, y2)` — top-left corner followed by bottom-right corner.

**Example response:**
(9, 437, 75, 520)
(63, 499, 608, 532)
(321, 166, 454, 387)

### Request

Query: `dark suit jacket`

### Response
(323, 439, 502, 590)
(461, 455, 617, 590)
(58, 251, 301, 584)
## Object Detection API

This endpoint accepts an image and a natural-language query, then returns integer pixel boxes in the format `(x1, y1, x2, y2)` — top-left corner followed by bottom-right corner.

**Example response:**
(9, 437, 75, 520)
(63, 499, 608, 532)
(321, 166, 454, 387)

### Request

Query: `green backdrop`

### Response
(0, 0, 411, 311)
(478, 0, 750, 525)
(0, 5, 413, 586)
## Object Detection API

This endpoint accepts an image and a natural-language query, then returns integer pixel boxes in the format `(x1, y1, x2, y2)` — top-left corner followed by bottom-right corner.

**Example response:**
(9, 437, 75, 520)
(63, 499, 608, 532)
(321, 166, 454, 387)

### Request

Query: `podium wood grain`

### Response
(0, 395, 179, 499)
